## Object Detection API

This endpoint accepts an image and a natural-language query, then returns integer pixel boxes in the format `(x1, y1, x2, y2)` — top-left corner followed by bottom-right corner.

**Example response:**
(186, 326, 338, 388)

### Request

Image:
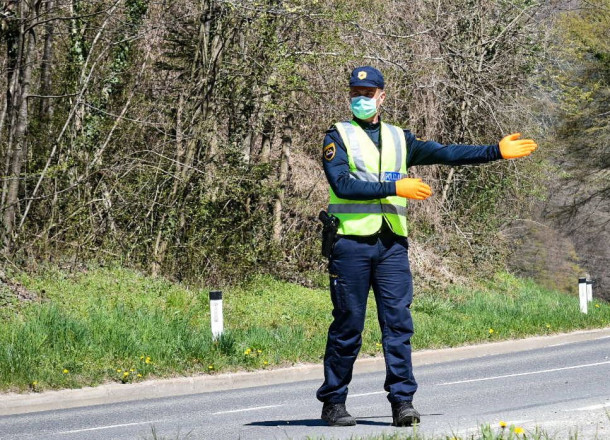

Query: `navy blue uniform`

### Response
(317, 117, 501, 405)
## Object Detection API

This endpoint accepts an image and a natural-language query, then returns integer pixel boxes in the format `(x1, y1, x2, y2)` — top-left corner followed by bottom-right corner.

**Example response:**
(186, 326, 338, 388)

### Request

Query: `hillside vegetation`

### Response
(1, 0, 606, 296)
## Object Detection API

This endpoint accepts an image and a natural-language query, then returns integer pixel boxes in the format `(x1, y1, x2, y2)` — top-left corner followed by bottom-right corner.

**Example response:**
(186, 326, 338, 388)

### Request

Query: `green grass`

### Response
(0, 266, 608, 392)
(139, 422, 600, 440)
(306, 419, 609, 439)
(306, 423, 591, 439)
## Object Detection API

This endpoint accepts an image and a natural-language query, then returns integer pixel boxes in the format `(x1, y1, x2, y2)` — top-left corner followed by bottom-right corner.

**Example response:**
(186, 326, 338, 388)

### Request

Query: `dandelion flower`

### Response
(130, 369, 135, 372)
(489, 328, 494, 334)
(244, 348, 251, 355)
(376, 342, 382, 347)
(595, 304, 600, 308)
(32, 381, 38, 386)
(257, 349, 262, 354)
(145, 357, 151, 364)
(263, 361, 269, 366)
(546, 324, 551, 328)
(123, 371, 130, 377)
(208, 365, 214, 370)
(137, 374, 142, 378)
(140, 355, 144, 360)
(514, 427, 525, 435)
(63, 369, 69, 374)
(499, 421, 507, 428)
(116, 369, 122, 373)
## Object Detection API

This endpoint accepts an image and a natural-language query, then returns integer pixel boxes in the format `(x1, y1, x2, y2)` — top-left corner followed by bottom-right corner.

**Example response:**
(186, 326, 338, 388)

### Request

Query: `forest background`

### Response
(0, 0, 608, 300)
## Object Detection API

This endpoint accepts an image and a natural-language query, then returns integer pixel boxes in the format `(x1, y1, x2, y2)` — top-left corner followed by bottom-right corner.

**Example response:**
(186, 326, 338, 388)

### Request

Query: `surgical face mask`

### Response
(350, 96, 378, 120)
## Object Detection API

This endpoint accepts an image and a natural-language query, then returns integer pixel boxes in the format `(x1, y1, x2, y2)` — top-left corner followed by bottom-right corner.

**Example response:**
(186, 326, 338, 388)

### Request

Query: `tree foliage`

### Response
(544, 0, 610, 296)
(0, 0, 561, 286)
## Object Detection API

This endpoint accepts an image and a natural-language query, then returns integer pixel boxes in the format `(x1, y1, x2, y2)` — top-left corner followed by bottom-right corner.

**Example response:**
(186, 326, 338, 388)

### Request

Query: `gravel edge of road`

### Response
(2, 327, 609, 416)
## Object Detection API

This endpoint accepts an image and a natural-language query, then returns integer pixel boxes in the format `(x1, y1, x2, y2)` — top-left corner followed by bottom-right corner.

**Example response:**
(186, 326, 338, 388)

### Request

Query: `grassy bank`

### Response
(311, 422, 600, 440)
(142, 422, 602, 440)
(0, 266, 608, 392)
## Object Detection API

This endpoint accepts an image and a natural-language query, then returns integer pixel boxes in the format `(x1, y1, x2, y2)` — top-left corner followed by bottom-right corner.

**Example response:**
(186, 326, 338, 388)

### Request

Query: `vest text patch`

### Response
(381, 171, 401, 182)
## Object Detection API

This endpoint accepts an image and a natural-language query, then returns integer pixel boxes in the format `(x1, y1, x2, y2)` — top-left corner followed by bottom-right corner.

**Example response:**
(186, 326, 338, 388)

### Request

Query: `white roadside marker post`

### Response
(209, 290, 224, 340)
(586, 278, 593, 303)
(579, 277, 588, 314)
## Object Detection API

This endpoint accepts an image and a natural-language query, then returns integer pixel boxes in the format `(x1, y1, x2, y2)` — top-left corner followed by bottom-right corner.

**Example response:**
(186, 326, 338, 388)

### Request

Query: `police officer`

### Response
(318, 66, 537, 427)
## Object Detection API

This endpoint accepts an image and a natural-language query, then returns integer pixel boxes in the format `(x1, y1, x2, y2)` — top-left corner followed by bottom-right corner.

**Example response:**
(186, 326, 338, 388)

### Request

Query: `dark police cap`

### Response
(349, 66, 384, 89)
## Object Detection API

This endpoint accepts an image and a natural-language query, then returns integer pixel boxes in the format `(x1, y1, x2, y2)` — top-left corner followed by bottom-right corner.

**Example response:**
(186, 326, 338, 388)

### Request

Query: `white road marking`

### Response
(570, 402, 610, 411)
(350, 391, 386, 397)
(60, 421, 152, 434)
(212, 404, 283, 415)
(437, 360, 610, 386)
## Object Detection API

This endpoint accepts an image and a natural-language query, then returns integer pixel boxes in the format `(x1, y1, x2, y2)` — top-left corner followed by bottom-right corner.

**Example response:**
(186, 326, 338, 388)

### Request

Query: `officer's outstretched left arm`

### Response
(499, 133, 538, 159)
(406, 130, 538, 167)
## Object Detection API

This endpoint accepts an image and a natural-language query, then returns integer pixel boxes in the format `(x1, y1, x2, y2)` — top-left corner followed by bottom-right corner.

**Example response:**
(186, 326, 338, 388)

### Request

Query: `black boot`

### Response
(391, 401, 421, 426)
(321, 402, 357, 426)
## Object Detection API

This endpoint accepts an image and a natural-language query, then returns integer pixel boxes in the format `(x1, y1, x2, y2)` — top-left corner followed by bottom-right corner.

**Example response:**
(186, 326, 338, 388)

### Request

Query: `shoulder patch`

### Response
(324, 143, 336, 161)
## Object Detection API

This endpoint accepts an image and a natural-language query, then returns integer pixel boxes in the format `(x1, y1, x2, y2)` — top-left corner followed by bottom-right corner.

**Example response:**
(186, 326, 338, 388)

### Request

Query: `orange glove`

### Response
(499, 133, 538, 159)
(395, 178, 432, 200)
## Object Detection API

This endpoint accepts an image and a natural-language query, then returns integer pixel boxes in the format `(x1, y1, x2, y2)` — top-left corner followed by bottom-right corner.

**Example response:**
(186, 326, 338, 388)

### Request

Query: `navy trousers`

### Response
(316, 225, 417, 404)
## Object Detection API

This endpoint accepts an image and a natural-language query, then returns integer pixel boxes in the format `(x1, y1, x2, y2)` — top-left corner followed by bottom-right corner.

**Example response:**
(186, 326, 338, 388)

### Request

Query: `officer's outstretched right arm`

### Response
(323, 128, 433, 201)
(322, 129, 396, 201)
(395, 178, 432, 200)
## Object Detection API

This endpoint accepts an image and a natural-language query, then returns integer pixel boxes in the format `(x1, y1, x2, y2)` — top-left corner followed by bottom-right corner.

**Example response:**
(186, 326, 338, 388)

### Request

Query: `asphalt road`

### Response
(1, 336, 609, 440)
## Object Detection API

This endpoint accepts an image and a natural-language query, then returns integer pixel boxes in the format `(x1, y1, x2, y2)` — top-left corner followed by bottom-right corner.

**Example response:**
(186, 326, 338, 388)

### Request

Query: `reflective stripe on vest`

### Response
(328, 203, 407, 216)
(328, 120, 408, 237)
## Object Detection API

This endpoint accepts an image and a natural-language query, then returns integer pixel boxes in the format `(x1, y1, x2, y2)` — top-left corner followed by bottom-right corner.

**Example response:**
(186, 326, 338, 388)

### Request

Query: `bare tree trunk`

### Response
(260, 113, 273, 164)
(272, 111, 293, 243)
(38, 0, 55, 123)
(151, 0, 229, 275)
(70, 0, 88, 137)
(152, 92, 186, 276)
(0, 2, 21, 228)
(438, 4, 485, 207)
(0, 88, 10, 219)
(150, 0, 230, 275)
(3, 1, 37, 251)
(0, 57, 8, 148)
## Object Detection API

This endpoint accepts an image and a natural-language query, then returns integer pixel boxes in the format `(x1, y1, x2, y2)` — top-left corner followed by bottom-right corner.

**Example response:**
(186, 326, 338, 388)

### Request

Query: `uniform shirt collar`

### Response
(353, 116, 381, 130)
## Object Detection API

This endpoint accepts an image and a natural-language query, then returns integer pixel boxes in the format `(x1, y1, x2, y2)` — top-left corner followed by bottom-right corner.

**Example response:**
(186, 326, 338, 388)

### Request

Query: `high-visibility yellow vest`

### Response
(328, 120, 408, 237)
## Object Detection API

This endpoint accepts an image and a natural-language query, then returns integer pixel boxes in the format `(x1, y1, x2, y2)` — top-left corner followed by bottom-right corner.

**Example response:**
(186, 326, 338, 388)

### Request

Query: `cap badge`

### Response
(358, 71, 367, 80)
